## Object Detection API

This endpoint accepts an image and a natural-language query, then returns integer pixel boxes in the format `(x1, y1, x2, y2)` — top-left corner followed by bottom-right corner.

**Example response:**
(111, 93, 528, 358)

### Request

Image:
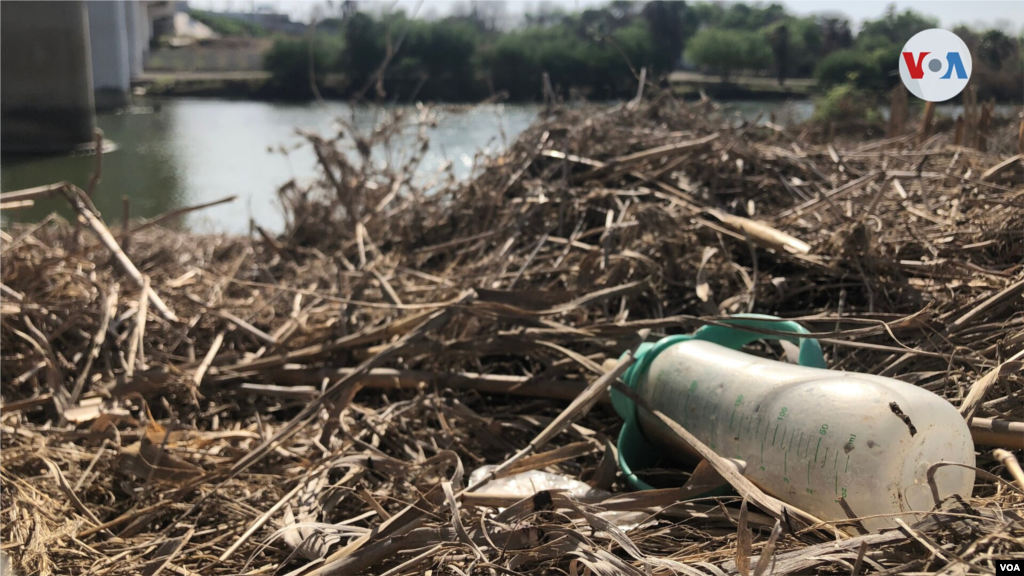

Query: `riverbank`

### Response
(138, 70, 274, 99)
(139, 69, 819, 101)
(669, 70, 815, 99)
(2, 94, 1022, 574)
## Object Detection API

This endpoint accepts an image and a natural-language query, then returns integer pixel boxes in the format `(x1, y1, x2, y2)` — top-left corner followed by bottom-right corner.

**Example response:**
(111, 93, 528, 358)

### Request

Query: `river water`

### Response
(1, 99, 540, 233)
(1, 98, 1005, 233)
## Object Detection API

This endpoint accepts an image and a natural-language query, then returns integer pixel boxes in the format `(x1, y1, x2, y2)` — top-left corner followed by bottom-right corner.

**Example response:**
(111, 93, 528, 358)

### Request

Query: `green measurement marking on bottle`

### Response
(806, 459, 812, 484)
(797, 431, 806, 456)
(814, 437, 822, 462)
(730, 395, 743, 430)
(681, 381, 696, 424)
(772, 422, 780, 446)
(845, 454, 850, 473)
(822, 446, 829, 468)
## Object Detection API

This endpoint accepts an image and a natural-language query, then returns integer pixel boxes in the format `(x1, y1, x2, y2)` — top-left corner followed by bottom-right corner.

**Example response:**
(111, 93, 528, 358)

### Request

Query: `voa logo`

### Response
(997, 559, 1024, 574)
(899, 28, 972, 102)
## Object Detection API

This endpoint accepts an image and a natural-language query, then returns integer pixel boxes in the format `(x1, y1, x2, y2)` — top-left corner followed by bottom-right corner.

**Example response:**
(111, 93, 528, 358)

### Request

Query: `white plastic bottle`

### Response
(630, 339, 975, 532)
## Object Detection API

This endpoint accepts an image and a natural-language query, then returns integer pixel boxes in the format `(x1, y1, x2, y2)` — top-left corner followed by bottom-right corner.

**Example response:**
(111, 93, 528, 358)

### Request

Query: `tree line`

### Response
(255, 1, 1023, 103)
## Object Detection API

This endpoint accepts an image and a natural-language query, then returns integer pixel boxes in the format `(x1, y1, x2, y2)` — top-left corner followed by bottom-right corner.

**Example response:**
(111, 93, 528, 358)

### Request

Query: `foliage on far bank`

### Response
(815, 49, 889, 91)
(259, 1, 1024, 103)
(264, 4, 671, 102)
(484, 20, 654, 100)
(685, 28, 772, 81)
(263, 35, 343, 98)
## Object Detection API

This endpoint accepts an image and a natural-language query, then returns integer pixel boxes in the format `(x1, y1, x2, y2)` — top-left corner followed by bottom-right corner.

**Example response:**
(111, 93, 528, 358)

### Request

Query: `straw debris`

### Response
(2, 95, 1023, 575)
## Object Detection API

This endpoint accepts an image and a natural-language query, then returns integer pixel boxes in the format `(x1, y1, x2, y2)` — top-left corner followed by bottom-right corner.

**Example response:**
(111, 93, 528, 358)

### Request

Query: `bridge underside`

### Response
(1, 1, 97, 153)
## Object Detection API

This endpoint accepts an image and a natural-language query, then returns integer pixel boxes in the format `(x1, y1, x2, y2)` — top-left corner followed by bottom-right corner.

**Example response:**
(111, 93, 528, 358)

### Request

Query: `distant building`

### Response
(150, 1, 217, 44)
(212, 10, 306, 35)
(168, 11, 218, 43)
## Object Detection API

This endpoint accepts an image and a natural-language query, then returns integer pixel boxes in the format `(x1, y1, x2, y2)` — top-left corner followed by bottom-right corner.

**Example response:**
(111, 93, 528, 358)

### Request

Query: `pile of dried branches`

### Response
(2, 94, 1023, 576)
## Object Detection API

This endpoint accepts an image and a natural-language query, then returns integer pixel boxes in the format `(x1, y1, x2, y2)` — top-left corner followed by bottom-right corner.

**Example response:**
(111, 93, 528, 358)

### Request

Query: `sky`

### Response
(190, 0, 1024, 32)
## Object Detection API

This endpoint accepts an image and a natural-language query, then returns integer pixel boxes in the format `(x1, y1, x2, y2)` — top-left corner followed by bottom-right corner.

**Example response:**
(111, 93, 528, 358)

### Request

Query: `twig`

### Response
(85, 128, 104, 197)
(219, 482, 304, 561)
(994, 449, 1024, 490)
(62, 184, 178, 322)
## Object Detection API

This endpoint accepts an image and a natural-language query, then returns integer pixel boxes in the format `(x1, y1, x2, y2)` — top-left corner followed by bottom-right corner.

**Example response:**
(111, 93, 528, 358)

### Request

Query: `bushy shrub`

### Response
(856, 7, 937, 51)
(761, 17, 824, 78)
(337, 13, 387, 96)
(814, 49, 883, 90)
(685, 27, 773, 80)
(813, 83, 881, 123)
(868, 44, 902, 90)
(388, 19, 484, 100)
(264, 36, 342, 99)
(482, 21, 653, 101)
(484, 27, 596, 100)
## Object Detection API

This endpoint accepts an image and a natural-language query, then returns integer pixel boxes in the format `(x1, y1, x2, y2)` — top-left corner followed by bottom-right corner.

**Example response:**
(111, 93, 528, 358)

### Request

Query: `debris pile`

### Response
(2, 95, 1023, 575)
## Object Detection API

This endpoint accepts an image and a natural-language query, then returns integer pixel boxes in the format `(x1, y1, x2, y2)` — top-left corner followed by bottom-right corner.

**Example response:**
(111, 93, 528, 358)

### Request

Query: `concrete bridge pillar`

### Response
(87, 1, 132, 110)
(1, 1, 97, 153)
(125, 1, 150, 80)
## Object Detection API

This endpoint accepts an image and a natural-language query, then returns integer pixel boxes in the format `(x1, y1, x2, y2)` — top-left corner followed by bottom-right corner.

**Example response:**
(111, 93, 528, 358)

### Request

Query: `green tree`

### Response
(264, 35, 342, 99)
(611, 18, 658, 75)
(693, 2, 786, 30)
(388, 18, 484, 100)
(641, 1, 687, 73)
(340, 12, 387, 95)
(856, 6, 936, 51)
(790, 18, 826, 76)
(814, 49, 883, 90)
(686, 27, 773, 80)
(484, 26, 588, 100)
(482, 18, 652, 101)
(759, 18, 825, 79)
(978, 29, 1016, 69)
(819, 16, 853, 53)
(691, 3, 725, 28)
(769, 23, 789, 84)
(868, 44, 902, 90)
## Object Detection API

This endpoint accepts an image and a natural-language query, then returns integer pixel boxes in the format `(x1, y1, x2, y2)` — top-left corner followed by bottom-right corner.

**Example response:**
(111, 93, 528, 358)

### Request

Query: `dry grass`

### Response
(2, 93, 1023, 575)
